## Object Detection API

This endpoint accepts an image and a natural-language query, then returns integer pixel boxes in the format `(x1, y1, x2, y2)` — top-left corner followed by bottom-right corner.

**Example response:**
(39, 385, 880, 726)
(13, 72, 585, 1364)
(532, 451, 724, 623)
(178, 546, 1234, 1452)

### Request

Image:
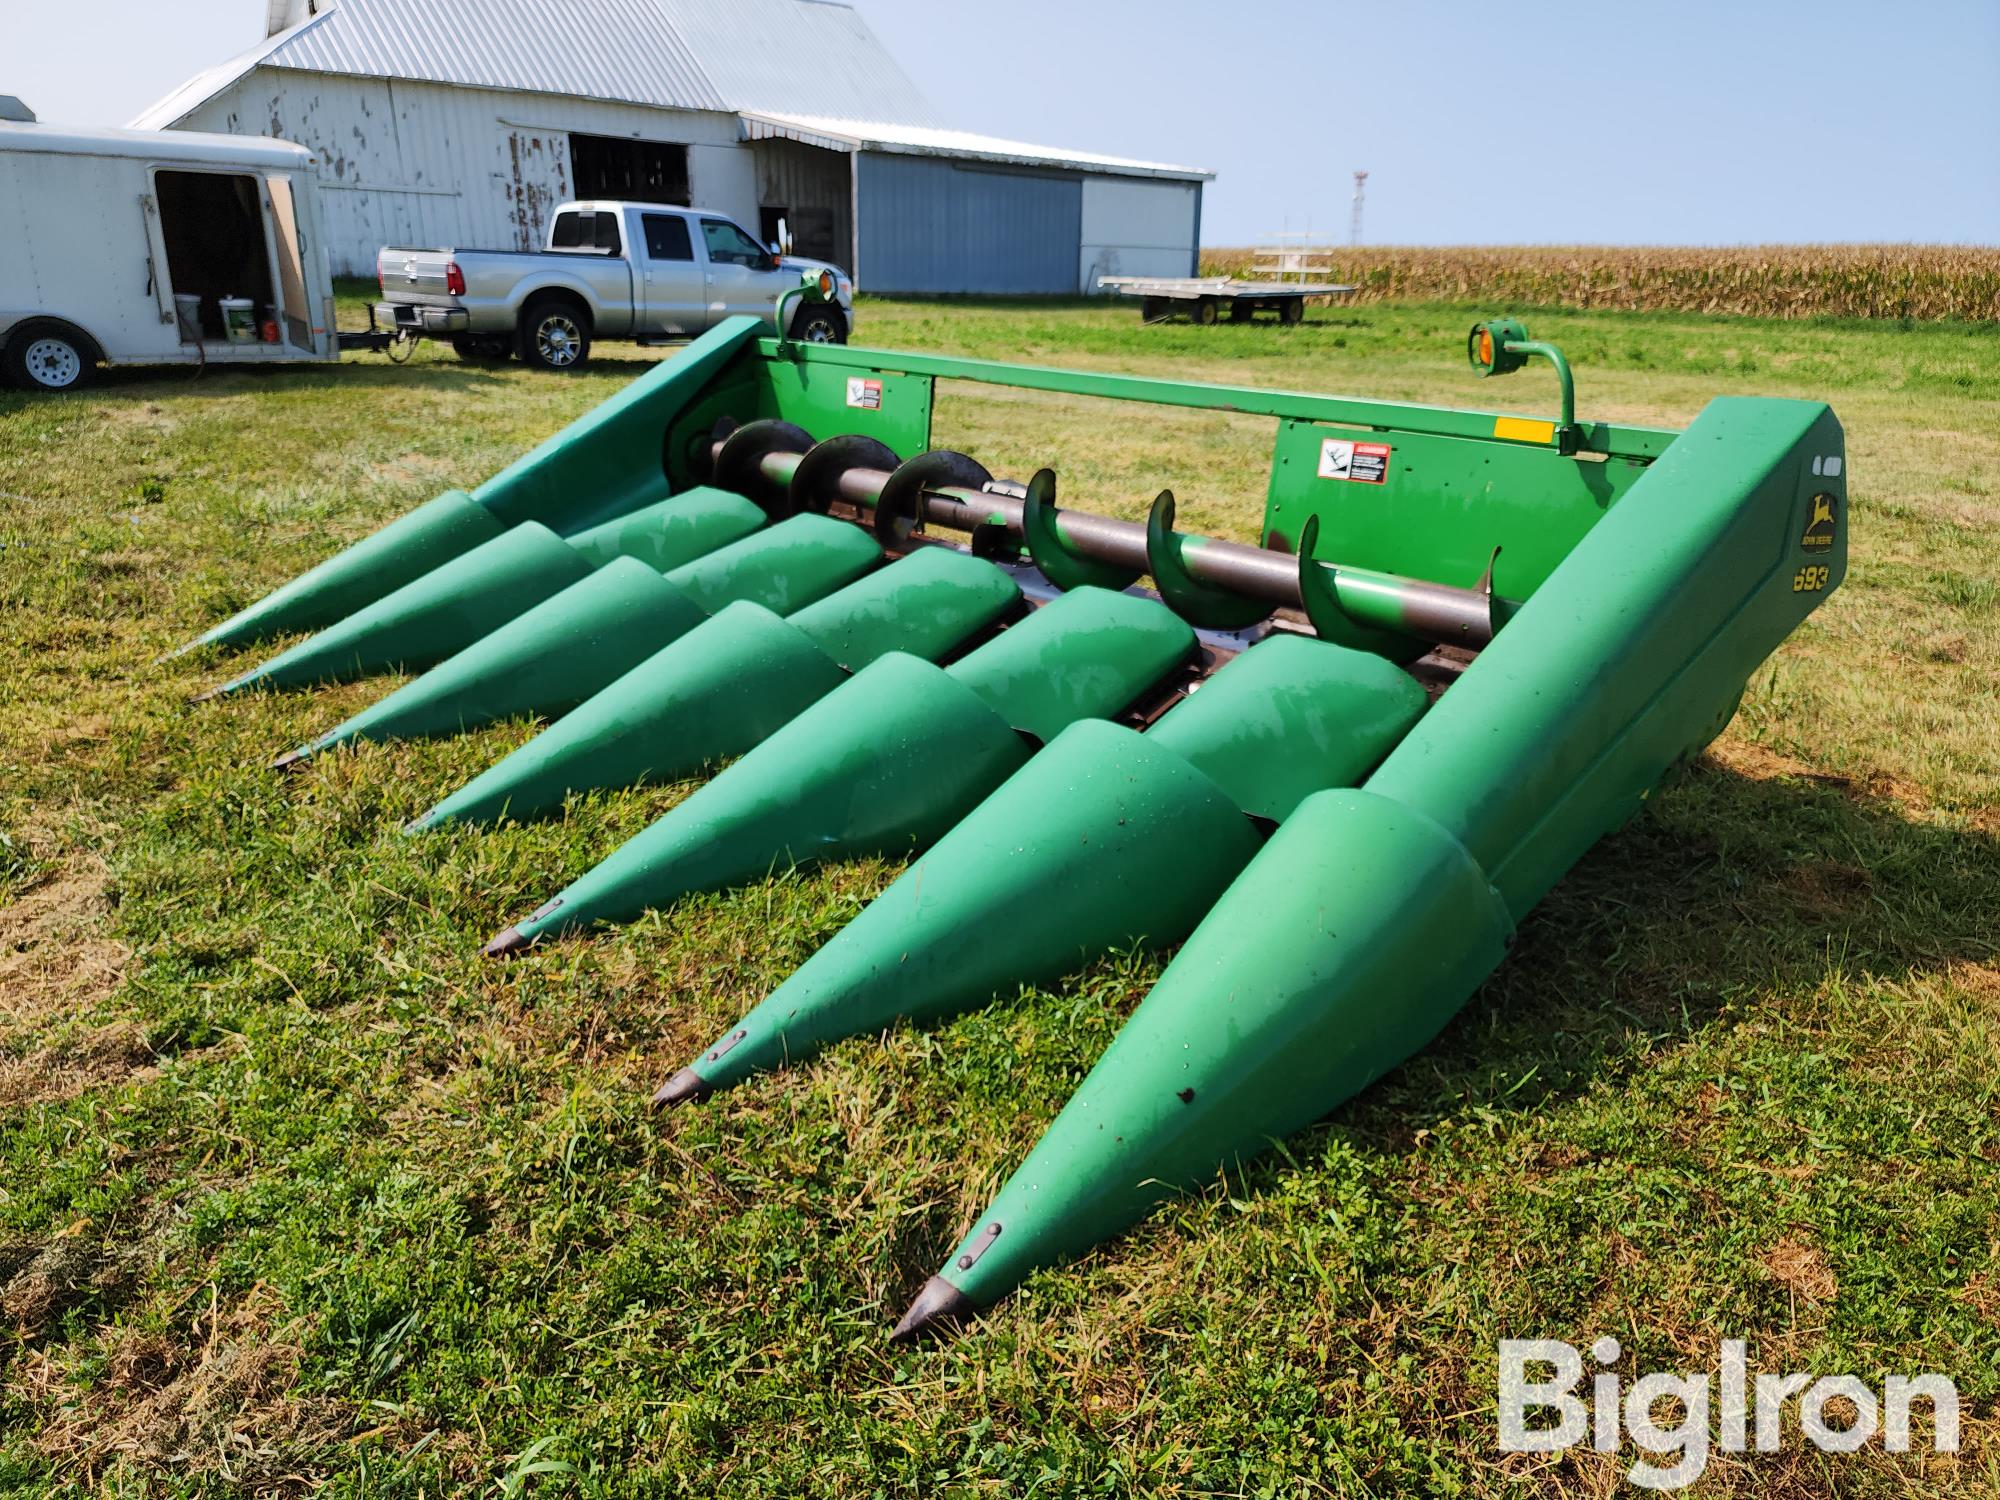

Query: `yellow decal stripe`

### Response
(1493, 416, 1557, 444)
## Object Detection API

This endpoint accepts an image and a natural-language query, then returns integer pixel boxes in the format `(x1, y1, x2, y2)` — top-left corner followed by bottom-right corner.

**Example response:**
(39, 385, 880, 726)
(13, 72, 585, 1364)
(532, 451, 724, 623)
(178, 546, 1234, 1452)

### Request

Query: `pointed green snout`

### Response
(187, 490, 504, 655)
(490, 587, 1194, 949)
(414, 546, 1020, 831)
(287, 512, 884, 762)
(212, 488, 765, 695)
(912, 788, 1513, 1319)
(671, 634, 1428, 1099)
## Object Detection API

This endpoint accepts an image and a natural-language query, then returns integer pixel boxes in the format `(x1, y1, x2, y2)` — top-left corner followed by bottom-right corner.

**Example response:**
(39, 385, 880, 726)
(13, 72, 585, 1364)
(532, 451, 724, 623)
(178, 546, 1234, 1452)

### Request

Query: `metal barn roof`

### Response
(133, 0, 934, 128)
(740, 112, 1211, 183)
(656, 0, 945, 125)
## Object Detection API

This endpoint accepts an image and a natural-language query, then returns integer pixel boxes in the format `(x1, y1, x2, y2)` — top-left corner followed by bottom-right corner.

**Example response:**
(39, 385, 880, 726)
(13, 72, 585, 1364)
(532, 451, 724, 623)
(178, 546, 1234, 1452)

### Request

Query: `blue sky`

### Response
(11, 0, 1998, 245)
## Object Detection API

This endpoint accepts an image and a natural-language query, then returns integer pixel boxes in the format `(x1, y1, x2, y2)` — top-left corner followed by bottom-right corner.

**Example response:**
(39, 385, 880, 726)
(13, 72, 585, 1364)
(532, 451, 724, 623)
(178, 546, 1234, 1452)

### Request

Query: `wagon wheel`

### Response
(1189, 298, 1218, 326)
(1281, 297, 1305, 326)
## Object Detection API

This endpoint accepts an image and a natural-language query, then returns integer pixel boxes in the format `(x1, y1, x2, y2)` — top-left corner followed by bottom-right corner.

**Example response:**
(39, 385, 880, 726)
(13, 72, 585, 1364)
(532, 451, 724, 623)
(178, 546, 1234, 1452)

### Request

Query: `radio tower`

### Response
(1350, 170, 1368, 246)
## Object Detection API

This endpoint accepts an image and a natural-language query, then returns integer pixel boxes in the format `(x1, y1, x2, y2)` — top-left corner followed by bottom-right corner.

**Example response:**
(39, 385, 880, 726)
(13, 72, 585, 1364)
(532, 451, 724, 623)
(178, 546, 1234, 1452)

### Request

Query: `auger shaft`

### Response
(729, 440, 1502, 646)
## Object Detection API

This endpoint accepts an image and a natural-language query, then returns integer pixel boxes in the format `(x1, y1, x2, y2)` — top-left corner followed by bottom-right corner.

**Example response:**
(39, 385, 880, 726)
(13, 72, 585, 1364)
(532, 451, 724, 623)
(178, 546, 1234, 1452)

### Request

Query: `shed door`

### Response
(857, 154, 1081, 295)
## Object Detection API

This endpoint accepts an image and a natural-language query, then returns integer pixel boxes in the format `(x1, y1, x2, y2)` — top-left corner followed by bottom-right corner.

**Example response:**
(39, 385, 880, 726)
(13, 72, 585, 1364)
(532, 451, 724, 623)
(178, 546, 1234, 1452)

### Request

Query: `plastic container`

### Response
(174, 293, 203, 343)
(219, 297, 257, 344)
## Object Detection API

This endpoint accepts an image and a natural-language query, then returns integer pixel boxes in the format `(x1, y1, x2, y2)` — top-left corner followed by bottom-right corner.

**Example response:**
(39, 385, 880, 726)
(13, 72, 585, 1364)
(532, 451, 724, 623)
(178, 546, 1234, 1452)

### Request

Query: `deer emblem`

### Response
(1811, 494, 1836, 531)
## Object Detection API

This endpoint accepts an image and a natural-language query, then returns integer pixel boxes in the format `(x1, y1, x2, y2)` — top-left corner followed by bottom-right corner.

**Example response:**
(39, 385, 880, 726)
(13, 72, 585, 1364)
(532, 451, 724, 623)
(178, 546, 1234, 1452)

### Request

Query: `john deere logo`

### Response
(1802, 492, 1837, 551)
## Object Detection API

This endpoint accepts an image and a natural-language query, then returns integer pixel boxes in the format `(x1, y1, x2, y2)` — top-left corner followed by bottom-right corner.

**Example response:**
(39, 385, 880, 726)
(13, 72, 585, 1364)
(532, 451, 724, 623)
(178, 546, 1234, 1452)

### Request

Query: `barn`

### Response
(132, 0, 1211, 293)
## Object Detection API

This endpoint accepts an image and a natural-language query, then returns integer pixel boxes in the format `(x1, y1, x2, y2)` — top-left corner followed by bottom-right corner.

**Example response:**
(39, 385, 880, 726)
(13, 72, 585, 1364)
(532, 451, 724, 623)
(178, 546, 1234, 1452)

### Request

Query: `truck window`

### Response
(643, 214, 693, 262)
(701, 218, 768, 268)
(551, 210, 621, 255)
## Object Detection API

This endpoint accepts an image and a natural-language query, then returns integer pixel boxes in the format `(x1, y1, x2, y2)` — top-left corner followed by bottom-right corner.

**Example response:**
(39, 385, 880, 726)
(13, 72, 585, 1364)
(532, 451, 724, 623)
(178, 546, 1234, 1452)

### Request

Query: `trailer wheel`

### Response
(1229, 299, 1254, 323)
(1141, 297, 1168, 324)
(1189, 298, 1218, 326)
(3, 320, 97, 392)
(517, 298, 592, 372)
(1281, 297, 1306, 326)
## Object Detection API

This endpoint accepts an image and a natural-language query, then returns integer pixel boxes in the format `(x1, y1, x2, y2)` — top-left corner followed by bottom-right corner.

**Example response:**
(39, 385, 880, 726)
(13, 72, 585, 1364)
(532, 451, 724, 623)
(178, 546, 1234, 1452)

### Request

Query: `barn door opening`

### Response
(569, 134, 690, 206)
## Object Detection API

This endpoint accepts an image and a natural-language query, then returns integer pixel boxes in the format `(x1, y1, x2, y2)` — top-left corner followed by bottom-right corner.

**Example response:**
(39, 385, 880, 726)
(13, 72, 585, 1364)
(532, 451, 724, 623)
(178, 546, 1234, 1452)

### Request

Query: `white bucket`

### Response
(219, 297, 257, 344)
(174, 293, 202, 342)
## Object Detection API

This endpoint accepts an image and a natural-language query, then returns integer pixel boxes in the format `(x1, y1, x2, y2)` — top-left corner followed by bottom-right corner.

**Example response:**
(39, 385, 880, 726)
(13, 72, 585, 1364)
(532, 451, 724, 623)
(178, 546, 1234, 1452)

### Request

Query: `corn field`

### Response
(1197, 244, 2000, 320)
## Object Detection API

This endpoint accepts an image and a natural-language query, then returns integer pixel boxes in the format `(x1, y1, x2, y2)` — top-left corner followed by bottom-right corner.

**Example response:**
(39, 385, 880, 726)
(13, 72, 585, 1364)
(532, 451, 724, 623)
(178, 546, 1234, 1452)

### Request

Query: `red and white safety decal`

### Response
(1318, 437, 1392, 484)
(846, 377, 883, 410)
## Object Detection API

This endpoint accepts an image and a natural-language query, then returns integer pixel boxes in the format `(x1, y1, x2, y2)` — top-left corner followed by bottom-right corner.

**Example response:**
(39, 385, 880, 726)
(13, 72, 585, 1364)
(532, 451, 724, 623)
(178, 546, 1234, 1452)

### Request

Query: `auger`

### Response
(181, 300, 1847, 1338)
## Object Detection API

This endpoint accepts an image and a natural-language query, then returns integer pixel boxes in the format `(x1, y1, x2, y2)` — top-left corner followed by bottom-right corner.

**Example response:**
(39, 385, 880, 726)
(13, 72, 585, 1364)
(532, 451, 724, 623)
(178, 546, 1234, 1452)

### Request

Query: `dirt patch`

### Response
(29, 1288, 346, 1492)
(0, 856, 130, 1033)
(1761, 1237, 1838, 1305)
(1708, 739, 1939, 820)
(0, 1231, 141, 1339)
(0, 1021, 157, 1110)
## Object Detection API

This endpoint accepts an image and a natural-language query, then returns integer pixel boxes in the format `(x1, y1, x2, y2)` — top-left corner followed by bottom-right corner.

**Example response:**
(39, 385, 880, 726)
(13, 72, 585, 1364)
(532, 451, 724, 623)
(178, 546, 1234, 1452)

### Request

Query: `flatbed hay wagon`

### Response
(179, 288, 1847, 1339)
(1098, 273, 1357, 324)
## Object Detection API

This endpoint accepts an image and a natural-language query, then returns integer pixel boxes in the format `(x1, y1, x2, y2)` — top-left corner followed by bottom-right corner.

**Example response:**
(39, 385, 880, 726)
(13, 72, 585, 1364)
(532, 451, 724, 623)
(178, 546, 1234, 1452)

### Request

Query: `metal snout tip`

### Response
(270, 746, 310, 773)
(156, 638, 205, 665)
(889, 1276, 977, 1343)
(401, 812, 436, 836)
(189, 683, 228, 704)
(650, 1067, 711, 1110)
(481, 924, 533, 959)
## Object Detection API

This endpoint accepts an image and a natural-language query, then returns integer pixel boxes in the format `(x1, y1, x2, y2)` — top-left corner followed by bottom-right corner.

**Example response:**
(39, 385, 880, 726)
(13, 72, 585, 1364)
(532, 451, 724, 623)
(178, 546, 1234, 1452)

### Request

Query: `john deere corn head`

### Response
(185, 309, 1847, 1339)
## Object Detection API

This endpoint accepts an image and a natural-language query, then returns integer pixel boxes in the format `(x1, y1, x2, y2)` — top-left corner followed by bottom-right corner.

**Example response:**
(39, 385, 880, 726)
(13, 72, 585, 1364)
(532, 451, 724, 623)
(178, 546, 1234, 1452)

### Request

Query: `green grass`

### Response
(0, 292, 1996, 1496)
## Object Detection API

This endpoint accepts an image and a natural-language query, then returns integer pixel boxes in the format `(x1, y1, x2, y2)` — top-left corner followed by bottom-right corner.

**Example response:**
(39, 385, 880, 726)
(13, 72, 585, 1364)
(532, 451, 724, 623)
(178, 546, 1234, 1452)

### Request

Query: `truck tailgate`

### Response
(379, 248, 459, 303)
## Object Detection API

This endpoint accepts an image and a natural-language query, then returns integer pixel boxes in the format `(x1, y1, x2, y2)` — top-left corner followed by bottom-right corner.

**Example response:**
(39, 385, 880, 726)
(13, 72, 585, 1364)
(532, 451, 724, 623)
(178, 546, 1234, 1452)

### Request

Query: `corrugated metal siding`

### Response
(183, 71, 749, 274)
(857, 152, 1081, 295)
(659, 0, 941, 125)
(1079, 177, 1200, 289)
(267, 0, 725, 111)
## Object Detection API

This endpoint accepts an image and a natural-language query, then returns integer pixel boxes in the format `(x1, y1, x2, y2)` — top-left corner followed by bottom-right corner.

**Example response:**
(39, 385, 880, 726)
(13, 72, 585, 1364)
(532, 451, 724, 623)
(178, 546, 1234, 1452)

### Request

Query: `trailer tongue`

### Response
(182, 303, 1846, 1337)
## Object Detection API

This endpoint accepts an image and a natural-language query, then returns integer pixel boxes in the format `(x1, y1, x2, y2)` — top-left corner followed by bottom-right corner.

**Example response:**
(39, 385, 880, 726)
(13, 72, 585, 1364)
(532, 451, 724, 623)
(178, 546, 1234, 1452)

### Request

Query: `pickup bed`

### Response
(376, 200, 854, 371)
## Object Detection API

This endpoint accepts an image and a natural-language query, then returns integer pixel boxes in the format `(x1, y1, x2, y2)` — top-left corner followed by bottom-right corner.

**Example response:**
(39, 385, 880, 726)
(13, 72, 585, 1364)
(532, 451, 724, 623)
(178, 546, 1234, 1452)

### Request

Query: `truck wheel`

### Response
(3, 321, 97, 392)
(1189, 298, 1218, 326)
(788, 304, 847, 344)
(517, 300, 592, 371)
(1281, 298, 1305, 326)
(452, 334, 511, 362)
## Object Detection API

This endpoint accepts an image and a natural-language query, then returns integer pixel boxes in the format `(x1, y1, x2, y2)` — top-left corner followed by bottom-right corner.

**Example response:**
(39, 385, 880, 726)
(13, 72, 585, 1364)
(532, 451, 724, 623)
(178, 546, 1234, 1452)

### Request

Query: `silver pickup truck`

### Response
(375, 200, 855, 371)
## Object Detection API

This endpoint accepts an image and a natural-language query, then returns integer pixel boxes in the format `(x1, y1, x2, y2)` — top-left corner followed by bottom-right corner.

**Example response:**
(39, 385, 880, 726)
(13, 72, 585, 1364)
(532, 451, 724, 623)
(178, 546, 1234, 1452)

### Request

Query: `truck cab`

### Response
(376, 200, 855, 371)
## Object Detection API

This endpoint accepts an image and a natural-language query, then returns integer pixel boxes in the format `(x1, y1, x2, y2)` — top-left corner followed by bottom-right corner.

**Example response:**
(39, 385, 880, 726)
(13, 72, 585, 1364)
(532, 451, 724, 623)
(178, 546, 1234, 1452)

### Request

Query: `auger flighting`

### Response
(182, 302, 1848, 1338)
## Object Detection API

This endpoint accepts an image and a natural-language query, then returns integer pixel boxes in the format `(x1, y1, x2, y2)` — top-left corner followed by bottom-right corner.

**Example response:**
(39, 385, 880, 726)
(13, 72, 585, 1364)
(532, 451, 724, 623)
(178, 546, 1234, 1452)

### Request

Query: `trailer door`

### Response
(265, 174, 316, 351)
(138, 192, 177, 327)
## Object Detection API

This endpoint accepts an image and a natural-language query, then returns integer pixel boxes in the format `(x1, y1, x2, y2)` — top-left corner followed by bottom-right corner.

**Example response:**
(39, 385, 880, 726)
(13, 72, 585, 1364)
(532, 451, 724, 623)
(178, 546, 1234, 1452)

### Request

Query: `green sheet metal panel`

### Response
(665, 364, 935, 492)
(1261, 419, 1655, 599)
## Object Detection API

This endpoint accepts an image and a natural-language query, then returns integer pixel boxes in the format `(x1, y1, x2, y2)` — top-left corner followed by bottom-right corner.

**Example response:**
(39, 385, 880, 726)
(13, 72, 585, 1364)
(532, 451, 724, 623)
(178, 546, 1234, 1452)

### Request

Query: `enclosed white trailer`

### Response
(0, 115, 345, 389)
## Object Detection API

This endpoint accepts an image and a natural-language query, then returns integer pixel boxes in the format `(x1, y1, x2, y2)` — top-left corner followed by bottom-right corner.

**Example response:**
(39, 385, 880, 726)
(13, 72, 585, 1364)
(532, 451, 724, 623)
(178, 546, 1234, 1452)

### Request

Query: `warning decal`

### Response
(845, 377, 883, 410)
(1318, 438, 1392, 484)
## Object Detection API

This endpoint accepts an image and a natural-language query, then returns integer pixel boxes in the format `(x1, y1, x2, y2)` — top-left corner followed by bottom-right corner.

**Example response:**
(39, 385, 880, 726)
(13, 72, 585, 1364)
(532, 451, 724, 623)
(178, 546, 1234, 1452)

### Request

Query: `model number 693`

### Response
(1792, 565, 1830, 593)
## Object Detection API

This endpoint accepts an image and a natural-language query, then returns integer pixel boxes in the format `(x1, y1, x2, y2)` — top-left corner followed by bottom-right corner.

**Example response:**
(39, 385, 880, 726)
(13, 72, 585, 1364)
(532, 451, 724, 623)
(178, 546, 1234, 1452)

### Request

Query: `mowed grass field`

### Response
(0, 290, 1996, 1497)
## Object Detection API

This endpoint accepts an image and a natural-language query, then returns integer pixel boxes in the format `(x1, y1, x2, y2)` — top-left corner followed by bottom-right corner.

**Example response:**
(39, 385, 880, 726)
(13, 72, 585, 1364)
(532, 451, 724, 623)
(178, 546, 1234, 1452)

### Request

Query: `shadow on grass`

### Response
(63, 351, 679, 402)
